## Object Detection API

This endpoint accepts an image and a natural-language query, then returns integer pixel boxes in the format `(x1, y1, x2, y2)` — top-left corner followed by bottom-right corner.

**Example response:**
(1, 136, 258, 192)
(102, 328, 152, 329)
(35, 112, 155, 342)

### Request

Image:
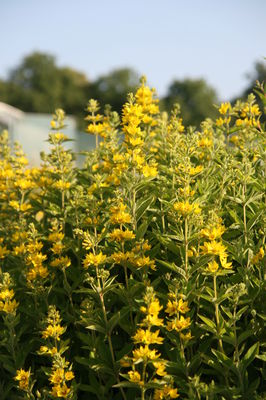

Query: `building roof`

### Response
(0, 102, 24, 125)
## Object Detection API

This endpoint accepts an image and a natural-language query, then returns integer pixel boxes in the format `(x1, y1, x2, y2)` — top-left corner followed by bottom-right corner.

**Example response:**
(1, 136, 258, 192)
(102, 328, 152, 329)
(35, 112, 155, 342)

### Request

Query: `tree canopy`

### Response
(162, 78, 218, 126)
(0, 51, 264, 128)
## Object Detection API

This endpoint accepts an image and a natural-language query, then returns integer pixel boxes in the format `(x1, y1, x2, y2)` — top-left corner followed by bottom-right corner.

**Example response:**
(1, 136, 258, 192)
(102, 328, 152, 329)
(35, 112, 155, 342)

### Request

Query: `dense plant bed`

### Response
(0, 78, 265, 399)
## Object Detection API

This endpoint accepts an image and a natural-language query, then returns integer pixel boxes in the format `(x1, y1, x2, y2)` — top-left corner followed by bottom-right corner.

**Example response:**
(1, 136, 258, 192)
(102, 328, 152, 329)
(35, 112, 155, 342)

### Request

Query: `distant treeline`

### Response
(0, 52, 265, 128)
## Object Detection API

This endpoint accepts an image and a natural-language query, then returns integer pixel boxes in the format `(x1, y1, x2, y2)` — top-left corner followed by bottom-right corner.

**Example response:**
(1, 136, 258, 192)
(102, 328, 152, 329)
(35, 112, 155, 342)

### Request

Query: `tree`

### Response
(241, 61, 266, 98)
(162, 78, 218, 127)
(0, 52, 89, 115)
(87, 68, 140, 113)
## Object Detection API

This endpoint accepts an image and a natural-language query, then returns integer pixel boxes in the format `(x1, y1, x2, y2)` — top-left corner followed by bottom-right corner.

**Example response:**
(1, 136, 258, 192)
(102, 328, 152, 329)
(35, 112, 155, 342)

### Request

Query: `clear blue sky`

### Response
(0, 0, 265, 100)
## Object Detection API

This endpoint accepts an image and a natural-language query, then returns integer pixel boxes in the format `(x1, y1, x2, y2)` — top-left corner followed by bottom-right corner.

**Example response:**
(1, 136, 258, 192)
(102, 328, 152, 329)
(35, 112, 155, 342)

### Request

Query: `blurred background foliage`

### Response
(0, 52, 265, 129)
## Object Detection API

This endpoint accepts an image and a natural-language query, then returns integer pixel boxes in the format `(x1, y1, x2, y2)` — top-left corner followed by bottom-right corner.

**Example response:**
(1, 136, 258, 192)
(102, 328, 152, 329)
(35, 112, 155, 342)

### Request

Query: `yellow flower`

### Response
(14, 369, 30, 391)
(154, 385, 179, 399)
(200, 240, 227, 258)
(26, 240, 43, 253)
(15, 178, 33, 190)
(0, 288, 15, 301)
(165, 299, 190, 316)
(109, 229, 135, 242)
(53, 133, 68, 143)
(0, 245, 9, 259)
(132, 345, 160, 362)
(173, 201, 201, 216)
(128, 370, 142, 383)
(206, 260, 219, 273)
(20, 203, 32, 212)
(220, 256, 232, 269)
(65, 371, 75, 381)
(180, 331, 192, 342)
(251, 247, 265, 265)
(49, 368, 64, 384)
(48, 232, 65, 242)
(110, 202, 131, 224)
(54, 180, 71, 190)
(50, 256, 71, 269)
(200, 225, 225, 240)
(198, 137, 213, 148)
(42, 324, 65, 340)
(128, 137, 144, 147)
(51, 383, 71, 398)
(219, 102, 231, 115)
(189, 165, 203, 176)
(0, 299, 19, 314)
(9, 200, 20, 211)
(167, 316, 191, 332)
(134, 256, 156, 270)
(148, 299, 163, 317)
(51, 242, 64, 255)
(132, 329, 164, 345)
(83, 252, 107, 269)
(153, 361, 167, 377)
(26, 252, 47, 267)
(142, 164, 158, 178)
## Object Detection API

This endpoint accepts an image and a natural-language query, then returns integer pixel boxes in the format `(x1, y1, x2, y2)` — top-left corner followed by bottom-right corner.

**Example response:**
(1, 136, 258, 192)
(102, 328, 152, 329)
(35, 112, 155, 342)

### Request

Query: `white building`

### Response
(0, 102, 94, 165)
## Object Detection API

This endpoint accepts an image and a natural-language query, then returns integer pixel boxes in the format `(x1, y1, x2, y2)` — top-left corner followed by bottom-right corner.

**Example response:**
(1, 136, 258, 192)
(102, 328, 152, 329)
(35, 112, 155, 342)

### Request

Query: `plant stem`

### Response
(213, 274, 223, 352)
(184, 217, 189, 280)
(99, 287, 127, 400)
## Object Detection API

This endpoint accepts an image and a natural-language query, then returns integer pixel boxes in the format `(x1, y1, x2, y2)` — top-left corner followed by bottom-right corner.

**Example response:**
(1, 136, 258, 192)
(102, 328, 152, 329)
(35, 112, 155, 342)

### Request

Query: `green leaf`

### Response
(156, 259, 186, 278)
(242, 342, 259, 369)
(107, 307, 130, 334)
(211, 349, 237, 375)
(247, 210, 263, 230)
(238, 330, 254, 346)
(136, 220, 149, 240)
(256, 353, 266, 362)
(86, 323, 106, 334)
(198, 314, 216, 332)
(136, 196, 155, 221)
(113, 381, 140, 389)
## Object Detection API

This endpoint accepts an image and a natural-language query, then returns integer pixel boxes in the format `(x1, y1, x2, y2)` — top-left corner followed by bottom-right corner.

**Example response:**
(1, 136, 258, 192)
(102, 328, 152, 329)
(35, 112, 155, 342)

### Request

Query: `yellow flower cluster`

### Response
(165, 294, 191, 336)
(85, 99, 109, 140)
(53, 179, 71, 191)
(42, 306, 65, 341)
(14, 368, 31, 391)
(111, 240, 156, 271)
(39, 306, 74, 398)
(110, 202, 131, 224)
(50, 368, 74, 398)
(154, 385, 179, 399)
(251, 247, 264, 265)
(200, 223, 225, 241)
(121, 79, 159, 178)
(25, 239, 49, 281)
(216, 102, 232, 126)
(200, 221, 232, 273)
(109, 228, 136, 242)
(126, 288, 165, 384)
(235, 98, 261, 128)
(48, 227, 71, 269)
(173, 201, 201, 216)
(0, 272, 19, 314)
(0, 244, 9, 259)
(83, 251, 107, 269)
(123, 287, 179, 398)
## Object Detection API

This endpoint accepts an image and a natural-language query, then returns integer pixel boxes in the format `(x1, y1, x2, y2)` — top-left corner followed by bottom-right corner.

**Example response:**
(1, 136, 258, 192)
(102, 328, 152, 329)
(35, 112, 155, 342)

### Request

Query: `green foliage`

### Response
(162, 78, 218, 126)
(0, 80, 265, 399)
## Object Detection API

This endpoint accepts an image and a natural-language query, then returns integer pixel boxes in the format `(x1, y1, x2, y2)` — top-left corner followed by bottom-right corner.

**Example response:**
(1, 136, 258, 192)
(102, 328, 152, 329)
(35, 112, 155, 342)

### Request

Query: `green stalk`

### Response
(213, 274, 223, 352)
(184, 217, 189, 280)
(98, 277, 127, 400)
